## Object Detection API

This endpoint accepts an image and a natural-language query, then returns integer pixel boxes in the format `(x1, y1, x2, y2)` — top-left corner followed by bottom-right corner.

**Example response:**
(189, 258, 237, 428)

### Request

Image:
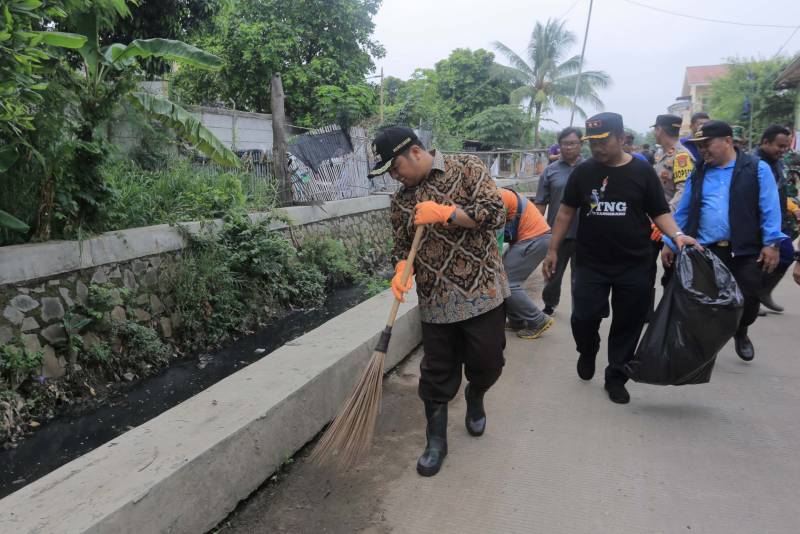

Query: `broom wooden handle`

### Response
(386, 225, 425, 328)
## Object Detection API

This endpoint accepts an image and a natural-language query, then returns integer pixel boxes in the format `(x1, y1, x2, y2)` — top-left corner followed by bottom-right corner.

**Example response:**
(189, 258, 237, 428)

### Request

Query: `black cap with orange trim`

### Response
(582, 112, 625, 141)
(683, 120, 733, 143)
(368, 126, 421, 177)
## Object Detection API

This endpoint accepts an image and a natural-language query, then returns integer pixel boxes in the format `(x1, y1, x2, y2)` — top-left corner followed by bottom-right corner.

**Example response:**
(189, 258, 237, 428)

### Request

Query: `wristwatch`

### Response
(794, 250, 800, 262)
(447, 210, 457, 224)
(672, 231, 685, 240)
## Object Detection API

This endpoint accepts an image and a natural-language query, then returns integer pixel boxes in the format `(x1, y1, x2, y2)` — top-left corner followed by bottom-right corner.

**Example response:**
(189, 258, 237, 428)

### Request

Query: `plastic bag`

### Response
(625, 246, 744, 385)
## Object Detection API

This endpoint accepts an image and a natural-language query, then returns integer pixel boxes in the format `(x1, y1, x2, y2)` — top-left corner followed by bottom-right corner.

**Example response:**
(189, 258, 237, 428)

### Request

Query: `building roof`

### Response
(775, 54, 800, 88)
(681, 64, 730, 96)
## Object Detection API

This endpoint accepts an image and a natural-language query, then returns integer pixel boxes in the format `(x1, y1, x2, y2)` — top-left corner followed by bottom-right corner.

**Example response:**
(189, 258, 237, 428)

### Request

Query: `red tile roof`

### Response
(681, 64, 731, 96)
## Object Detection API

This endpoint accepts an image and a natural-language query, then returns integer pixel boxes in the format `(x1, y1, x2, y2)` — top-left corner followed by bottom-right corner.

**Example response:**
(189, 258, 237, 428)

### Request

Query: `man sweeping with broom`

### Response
(369, 126, 509, 477)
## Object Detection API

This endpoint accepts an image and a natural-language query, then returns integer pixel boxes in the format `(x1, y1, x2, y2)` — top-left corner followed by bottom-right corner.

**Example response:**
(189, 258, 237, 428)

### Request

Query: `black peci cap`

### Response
(652, 114, 683, 137)
(683, 120, 733, 143)
(583, 112, 624, 140)
(368, 126, 421, 177)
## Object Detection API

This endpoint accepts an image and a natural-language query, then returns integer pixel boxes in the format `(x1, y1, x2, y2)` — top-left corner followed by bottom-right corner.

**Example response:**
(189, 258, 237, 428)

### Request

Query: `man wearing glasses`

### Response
(535, 127, 584, 316)
(662, 120, 787, 362)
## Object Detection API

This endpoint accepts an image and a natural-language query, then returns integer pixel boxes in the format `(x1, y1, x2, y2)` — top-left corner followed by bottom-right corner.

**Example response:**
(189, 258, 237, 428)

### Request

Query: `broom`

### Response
(310, 225, 425, 468)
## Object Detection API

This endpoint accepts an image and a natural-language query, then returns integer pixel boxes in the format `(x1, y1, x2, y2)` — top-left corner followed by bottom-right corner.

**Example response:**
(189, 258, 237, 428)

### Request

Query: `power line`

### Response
(622, 0, 799, 29)
(559, 0, 583, 20)
(774, 25, 800, 57)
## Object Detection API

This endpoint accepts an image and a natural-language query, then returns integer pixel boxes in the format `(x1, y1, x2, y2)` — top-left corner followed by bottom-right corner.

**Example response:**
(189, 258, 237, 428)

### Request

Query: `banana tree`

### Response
(29, 3, 240, 240)
(72, 7, 239, 167)
(0, 0, 89, 234)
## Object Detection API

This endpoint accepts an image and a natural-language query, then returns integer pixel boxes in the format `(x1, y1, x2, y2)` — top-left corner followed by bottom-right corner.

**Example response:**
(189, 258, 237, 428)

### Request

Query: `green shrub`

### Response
(0, 342, 43, 392)
(110, 321, 172, 375)
(81, 342, 113, 366)
(220, 213, 327, 307)
(164, 213, 334, 350)
(99, 157, 276, 232)
(299, 237, 358, 288)
(361, 275, 391, 298)
(165, 239, 248, 351)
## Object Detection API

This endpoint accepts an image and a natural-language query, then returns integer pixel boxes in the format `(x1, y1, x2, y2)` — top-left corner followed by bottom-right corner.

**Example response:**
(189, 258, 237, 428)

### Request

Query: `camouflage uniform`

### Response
(654, 142, 694, 212)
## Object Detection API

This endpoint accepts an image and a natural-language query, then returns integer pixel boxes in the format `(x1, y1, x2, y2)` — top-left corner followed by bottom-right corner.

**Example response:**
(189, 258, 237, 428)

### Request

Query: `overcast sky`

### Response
(371, 0, 800, 132)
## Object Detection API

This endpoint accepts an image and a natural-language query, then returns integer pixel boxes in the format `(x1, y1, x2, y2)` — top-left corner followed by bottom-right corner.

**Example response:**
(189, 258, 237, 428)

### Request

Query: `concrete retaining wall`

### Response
(0, 195, 393, 378)
(0, 289, 422, 534)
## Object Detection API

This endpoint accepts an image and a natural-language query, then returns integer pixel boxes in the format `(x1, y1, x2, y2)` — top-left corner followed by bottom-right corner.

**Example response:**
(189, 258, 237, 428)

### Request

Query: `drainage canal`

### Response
(0, 286, 368, 498)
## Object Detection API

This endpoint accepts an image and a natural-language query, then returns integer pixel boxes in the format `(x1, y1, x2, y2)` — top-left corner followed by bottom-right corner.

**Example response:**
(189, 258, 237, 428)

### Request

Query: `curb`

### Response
(0, 289, 421, 534)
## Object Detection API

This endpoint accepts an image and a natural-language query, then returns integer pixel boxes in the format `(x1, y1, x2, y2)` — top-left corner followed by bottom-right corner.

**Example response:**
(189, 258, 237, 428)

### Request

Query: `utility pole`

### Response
(570, 0, 594, 127)
(747, 70, 756, 151)
(271, 73, 292, 205)
(367, 69, 385, 123)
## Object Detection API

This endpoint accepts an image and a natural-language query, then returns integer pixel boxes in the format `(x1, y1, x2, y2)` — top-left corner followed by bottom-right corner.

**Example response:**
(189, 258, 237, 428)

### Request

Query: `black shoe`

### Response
(417, 401, 448, 477)
(734, 334, 755, 362)
(759, 269, 787, 313)
(577, 353, 595, 380)
(464, 384, 487, 437)
(543, 306, 555, 316)
(604, 382, 630, 404)
(759, 293, 784, 313)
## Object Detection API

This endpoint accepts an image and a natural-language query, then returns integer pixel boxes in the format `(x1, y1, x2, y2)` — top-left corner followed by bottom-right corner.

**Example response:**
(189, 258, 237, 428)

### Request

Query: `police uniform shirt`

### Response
(654, 142, 694, 211)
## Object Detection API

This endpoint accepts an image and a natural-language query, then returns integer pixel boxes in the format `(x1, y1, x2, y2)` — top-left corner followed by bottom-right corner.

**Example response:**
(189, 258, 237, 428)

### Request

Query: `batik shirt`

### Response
(390, 151, 510, 324)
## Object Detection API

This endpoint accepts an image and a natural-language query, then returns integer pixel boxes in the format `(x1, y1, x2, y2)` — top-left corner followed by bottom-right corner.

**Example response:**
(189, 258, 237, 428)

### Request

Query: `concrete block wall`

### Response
(0, 196, 393, 379)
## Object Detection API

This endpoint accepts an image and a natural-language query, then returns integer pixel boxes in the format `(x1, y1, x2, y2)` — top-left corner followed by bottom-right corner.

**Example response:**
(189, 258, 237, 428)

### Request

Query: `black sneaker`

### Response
(604, 382, 630, 404)
(576, 353, 595, 380)
(543, 306, 554, 316)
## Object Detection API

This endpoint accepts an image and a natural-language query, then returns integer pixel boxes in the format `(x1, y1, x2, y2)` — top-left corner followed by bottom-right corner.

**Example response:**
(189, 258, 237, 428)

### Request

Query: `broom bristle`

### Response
(309, 350, 386, 469)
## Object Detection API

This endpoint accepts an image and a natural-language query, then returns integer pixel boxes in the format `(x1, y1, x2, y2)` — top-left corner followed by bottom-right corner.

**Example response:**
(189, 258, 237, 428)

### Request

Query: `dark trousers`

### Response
(571, 261, 652, 385)
(542, 239, 576, 309)
(708, 246, 762, 336)
(419, 304, 507, 403)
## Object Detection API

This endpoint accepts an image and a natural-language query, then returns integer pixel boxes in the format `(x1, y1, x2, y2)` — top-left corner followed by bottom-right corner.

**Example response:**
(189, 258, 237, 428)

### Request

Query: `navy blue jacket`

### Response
(684, 149, 763, 256)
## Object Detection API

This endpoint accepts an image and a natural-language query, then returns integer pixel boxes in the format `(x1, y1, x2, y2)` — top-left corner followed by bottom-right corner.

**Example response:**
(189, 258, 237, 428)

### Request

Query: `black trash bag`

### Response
(625, 246, 744, 385)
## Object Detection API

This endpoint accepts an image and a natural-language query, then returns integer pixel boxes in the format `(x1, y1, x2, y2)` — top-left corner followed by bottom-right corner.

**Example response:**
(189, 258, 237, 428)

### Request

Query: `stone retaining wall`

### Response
(0, 196, 393, 379)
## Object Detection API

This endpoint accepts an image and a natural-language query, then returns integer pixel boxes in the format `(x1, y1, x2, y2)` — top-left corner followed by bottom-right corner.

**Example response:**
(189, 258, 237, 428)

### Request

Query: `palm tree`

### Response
(493, 18, 611, 147)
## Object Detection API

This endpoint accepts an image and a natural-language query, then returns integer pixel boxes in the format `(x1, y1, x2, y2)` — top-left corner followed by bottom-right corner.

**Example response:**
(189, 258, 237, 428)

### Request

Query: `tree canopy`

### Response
(433, 48, 520, 124)
(463, 105, 532, 148)
(172, 0, 385, 126)
(708, 57, 798, 142)
(493, 18, 611, 146)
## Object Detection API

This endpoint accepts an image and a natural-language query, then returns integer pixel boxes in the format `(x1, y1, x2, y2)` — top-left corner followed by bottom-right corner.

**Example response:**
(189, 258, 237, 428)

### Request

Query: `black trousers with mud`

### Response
(418, 304, 507, 404)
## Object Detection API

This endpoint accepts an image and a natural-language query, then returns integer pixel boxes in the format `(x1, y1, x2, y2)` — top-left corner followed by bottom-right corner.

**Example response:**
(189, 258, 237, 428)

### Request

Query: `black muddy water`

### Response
(0, 286, 367, 498)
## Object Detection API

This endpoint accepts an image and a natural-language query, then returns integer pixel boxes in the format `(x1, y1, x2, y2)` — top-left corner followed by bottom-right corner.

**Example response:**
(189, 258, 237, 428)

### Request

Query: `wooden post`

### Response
(271, 73, 292, 205)
(379, 67, 384, 124)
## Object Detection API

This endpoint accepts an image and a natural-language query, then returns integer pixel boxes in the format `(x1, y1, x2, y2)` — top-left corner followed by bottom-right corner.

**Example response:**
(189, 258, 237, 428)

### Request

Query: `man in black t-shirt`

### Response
(542, 112, 698, 404)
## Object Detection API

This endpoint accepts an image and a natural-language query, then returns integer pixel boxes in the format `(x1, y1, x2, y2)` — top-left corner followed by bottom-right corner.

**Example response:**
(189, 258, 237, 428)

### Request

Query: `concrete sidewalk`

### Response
(219, 272, 800, 534)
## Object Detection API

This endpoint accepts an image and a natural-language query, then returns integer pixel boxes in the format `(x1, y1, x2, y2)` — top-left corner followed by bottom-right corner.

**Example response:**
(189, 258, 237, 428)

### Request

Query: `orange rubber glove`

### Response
(650, 224, 662, 242)
(391, 260, 414, 302)
(414, 201, 456, 225)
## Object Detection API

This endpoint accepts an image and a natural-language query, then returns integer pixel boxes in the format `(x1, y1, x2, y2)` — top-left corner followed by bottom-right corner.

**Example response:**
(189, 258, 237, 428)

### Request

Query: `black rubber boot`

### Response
(417, 401, 447, 477)
(759, 267, 788, 313)
(464, 384, 487, 437)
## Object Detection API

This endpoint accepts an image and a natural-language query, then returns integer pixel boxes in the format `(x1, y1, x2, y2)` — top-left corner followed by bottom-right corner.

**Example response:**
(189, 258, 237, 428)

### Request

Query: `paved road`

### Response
(218, 270, 800, 534)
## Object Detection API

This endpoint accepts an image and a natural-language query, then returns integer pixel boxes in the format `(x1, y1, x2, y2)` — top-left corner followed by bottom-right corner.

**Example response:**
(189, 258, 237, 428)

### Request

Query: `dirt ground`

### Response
(211, 348, 426, 534)
(211, 274, 547, 534)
